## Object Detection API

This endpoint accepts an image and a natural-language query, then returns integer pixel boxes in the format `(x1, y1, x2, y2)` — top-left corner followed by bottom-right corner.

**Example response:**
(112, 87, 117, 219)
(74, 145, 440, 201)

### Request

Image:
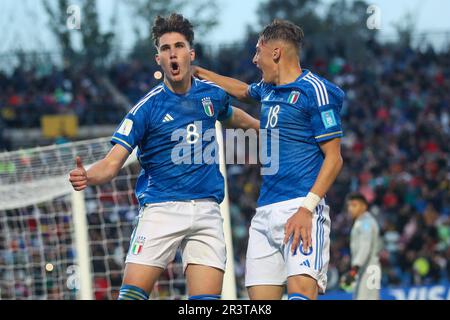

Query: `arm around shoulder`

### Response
(193, 65, 252, 102)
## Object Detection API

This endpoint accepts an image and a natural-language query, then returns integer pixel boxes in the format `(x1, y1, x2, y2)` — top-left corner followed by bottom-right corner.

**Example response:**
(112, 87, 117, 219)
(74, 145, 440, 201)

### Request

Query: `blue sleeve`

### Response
(111, 103, 148, 153)
(247, 80, 265, 100)
(217, 91, 233, 121)
(308, 84, 344, 142)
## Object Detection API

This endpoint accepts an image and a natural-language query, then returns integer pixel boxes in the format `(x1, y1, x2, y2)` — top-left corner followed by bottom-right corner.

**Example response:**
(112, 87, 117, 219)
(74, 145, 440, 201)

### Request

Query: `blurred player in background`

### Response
(69, 13, 259, 300)
(193, 19, 344, 300)
(341, 193, 382, 300)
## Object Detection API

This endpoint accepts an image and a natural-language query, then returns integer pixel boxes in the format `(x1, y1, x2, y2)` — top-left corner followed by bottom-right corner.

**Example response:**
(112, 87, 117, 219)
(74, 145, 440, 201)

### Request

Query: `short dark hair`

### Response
(151, 13, 194, 48)
(347, 192, 369, 206)
(259, 19, 304, 51)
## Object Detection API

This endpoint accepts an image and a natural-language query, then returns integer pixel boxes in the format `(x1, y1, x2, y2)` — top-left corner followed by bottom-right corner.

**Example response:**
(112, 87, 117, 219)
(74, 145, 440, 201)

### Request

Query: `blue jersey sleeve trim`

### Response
(315, 131, 343, 142)
(247, 85, 252, 97)
(247, 82, 262, 100)
(111, 136, 133, 153)
(218, 105, 233, 122)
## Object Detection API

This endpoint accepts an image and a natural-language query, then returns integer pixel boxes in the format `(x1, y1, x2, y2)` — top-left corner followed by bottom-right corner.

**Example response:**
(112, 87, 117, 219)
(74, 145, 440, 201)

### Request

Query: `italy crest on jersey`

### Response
(202, 97, 214, 117)
(131, 236, 146, 255)
(288, 91, 300, 104)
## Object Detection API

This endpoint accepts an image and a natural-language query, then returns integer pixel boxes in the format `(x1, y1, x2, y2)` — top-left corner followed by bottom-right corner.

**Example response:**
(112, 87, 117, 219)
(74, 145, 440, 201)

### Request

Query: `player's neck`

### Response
(355, 211, 366, 220)
(164, 76, 192, 95)
(276, 61, 302, 86)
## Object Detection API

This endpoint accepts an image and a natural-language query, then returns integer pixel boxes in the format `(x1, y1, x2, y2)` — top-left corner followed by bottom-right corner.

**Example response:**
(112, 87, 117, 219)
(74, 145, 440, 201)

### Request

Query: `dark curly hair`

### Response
(151, 13, 194, 48)
(259, 19, 304, 51)
(346, 192, 369, 206)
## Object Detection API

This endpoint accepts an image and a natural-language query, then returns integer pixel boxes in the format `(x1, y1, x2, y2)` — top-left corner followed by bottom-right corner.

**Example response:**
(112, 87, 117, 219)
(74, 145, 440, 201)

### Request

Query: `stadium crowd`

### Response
(0, 40, 449, 298)
(0, 64, 124, 133)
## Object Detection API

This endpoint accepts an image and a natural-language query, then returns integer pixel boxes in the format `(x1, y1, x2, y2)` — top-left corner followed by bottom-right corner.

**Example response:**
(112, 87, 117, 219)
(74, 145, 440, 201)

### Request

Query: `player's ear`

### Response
(273, 47, 281, 61)
(190, 48, 195, 62)
(155, 53, 161, 66)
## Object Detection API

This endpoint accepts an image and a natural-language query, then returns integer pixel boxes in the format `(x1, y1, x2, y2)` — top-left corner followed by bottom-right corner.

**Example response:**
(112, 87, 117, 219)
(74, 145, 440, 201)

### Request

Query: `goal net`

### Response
(0, 135, 235, 300)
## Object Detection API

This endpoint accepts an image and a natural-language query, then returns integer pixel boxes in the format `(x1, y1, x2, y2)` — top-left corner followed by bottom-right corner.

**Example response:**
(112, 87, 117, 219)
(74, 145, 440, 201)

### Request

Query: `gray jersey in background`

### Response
(350, 211, 382, 300)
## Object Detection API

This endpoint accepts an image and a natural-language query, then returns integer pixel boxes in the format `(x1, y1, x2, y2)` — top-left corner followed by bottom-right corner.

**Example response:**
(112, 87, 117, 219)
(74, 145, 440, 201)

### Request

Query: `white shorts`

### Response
(125, 199, 226, 273)
(245, 197, 331, 294)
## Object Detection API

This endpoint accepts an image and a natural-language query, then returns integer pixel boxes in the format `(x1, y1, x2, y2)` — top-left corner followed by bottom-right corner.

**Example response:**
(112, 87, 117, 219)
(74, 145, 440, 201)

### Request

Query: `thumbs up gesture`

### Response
(69, 156, 88, 191)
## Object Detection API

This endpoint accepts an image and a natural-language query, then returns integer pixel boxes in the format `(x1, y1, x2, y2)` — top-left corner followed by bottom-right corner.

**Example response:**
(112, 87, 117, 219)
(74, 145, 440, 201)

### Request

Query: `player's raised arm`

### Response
(193, 66, 253, 102)
(69, 144, 130, 190)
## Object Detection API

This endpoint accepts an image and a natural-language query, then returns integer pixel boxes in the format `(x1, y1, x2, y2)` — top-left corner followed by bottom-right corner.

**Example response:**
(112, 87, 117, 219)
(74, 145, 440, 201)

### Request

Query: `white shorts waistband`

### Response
(256, 196, 327, 211)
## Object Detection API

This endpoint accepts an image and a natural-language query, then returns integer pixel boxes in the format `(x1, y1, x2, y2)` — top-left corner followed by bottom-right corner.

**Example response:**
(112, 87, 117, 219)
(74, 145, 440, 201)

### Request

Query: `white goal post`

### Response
(0, 124, 236, 300)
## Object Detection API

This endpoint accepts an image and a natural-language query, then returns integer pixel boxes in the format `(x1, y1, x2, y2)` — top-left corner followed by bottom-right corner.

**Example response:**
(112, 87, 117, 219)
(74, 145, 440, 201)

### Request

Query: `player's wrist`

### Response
(302, 192, 321, 213)
(84, 170, 92, 186)
(349, 266, 359, 277)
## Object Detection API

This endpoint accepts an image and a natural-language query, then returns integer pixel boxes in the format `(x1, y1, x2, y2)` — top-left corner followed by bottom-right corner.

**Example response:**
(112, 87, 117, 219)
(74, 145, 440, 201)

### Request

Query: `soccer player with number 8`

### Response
(68, 13, 258, 300)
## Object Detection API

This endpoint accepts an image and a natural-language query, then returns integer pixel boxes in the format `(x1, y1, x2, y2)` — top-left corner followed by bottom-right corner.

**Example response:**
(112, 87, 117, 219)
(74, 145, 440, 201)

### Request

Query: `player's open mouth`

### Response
(170, 62, 180, 76)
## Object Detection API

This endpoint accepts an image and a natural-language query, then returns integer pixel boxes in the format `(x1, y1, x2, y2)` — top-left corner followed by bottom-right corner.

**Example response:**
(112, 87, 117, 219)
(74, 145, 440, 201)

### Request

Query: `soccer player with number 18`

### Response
(194, 19, 345, 300)
(69, 13, 258, 300)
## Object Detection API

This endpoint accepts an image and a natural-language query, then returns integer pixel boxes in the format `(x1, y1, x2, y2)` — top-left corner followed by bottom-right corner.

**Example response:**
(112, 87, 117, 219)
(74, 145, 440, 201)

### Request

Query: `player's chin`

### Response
(169, 71, 189, 83)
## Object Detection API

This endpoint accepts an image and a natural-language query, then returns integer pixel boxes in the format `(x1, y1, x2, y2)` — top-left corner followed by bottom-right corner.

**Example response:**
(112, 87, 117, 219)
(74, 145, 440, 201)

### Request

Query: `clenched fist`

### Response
(69, 156, 88, 191)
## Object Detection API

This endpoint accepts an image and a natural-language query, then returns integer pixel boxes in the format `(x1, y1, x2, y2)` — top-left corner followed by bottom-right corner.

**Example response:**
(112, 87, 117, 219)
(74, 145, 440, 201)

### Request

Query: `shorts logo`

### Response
(321, 110, 337, 129)
(300, 260, 311, 268)
(131, 236, 146, 255)
(202, 97, 214, 117)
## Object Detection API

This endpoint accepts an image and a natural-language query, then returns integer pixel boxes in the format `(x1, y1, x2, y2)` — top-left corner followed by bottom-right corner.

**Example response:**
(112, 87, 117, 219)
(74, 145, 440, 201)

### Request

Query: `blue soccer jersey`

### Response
(111, 78, 233, 206)
(248, 69, 345, 207)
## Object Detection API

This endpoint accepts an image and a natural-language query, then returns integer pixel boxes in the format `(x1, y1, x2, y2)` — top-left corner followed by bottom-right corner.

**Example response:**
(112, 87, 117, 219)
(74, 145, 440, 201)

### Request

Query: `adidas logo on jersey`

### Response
(163, 114, 174, 122)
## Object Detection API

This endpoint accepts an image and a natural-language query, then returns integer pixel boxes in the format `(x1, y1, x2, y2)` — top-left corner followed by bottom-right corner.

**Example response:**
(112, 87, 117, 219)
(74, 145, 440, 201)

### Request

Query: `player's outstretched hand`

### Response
(284, 207, 313, 254)
(69, 156, 88, 191)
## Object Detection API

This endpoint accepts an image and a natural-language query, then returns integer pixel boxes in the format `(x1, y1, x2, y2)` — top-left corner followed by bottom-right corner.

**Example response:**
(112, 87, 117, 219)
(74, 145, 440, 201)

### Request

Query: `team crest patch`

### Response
(131, 236, 146, 255)
(202, 97, 214, 117)
(288, 91, 300, 104)
(321, 110, 337, 129)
